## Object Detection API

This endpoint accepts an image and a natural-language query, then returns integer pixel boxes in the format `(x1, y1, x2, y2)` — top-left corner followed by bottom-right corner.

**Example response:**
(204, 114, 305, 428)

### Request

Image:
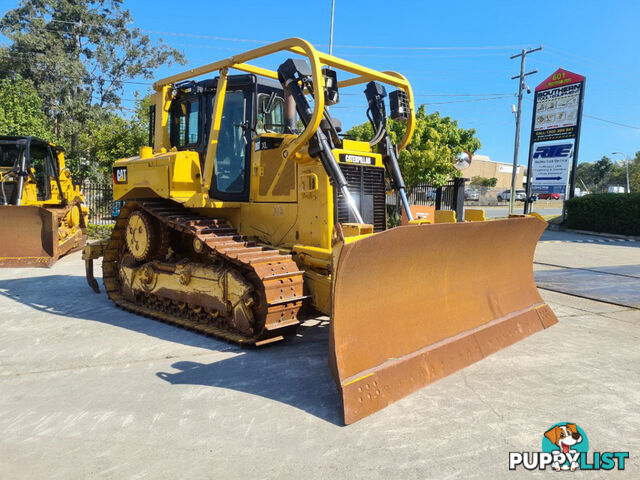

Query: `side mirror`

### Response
(389, 90, 410, 120)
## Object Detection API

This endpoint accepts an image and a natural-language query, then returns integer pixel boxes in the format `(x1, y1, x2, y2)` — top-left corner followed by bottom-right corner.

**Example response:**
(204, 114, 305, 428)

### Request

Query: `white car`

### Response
(497, 190, 526, 202)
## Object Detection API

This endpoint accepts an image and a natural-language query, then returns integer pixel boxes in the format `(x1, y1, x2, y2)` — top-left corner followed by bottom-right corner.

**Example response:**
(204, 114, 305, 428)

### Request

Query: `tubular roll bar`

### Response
(153, 37, 416, 160)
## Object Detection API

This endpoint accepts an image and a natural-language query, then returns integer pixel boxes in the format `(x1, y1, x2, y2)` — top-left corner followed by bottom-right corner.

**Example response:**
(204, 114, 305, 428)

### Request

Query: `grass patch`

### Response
(542, 214, 563, 224)
(87, 223, 114, 240)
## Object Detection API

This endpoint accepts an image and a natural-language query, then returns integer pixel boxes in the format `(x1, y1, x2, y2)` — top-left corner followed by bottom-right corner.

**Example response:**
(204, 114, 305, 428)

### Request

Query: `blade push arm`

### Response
(364, 82, 413, 221)
(277, 59, 364, 224)
(14, 138, 30, 206)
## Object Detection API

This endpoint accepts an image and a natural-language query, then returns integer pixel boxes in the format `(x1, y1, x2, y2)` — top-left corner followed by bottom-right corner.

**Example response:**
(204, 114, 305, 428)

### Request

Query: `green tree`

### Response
(0, 75, 52, 139)
(576, 156, 628, 192)
(347, 106, 481, 187)
(630, 151, 640, 193)
(470, 176, 497, 187)
(607, 152, 640, 193)
(0, 0, 185, 175)
(72, 96, 151, 180)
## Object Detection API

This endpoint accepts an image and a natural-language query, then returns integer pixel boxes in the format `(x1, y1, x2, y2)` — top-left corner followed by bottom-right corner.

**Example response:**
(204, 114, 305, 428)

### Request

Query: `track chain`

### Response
(101, 199, 305, 345)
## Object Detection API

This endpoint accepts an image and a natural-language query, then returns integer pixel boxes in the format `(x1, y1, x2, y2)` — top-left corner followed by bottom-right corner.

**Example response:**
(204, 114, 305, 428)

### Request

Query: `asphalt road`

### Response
(0, 231, 638, 479)
(478, 205, 564, 219)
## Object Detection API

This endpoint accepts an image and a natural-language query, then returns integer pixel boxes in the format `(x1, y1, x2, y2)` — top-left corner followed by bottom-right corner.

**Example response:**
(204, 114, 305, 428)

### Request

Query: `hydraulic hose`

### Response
(278, 60, 364, 224)
(364, 82, 413, 221)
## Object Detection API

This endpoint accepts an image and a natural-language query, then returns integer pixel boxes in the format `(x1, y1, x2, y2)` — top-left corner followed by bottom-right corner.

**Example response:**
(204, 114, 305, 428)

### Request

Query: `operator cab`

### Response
(162, 75, 287, 202)
(0, 136, 62, 205)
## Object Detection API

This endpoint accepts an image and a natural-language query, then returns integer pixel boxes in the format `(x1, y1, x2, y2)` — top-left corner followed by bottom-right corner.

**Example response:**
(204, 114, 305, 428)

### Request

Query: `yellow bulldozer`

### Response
(0, 136, 88, 267)
(83, 38, 557, 424)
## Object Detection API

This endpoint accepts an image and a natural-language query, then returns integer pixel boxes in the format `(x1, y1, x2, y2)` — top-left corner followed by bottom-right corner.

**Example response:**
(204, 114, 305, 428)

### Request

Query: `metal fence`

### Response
(83, 182, 114, 225)
(387, 178, 465, 221)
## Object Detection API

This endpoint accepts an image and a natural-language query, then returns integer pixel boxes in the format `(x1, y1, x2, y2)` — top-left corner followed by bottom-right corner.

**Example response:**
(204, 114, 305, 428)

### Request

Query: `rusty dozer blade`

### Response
(329, 215, 557, 424)
(0, 205, 83, 268)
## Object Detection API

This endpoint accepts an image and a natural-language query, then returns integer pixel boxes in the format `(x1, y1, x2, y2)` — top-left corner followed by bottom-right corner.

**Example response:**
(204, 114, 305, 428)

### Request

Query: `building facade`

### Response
(464, 155, 525, 189)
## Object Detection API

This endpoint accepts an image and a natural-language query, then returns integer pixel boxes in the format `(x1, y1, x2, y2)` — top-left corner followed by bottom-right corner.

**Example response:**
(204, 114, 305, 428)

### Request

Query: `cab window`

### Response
(0, 143, 19, 167)
(29, 144, 56, 200)
(256, 92, 285, 134)
(214, 91, 247, 194)
(169, 99, 200, 147)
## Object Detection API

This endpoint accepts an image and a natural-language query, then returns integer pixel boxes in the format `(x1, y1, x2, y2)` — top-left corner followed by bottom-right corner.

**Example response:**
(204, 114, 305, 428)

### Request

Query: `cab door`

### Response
(209, 90, 252, 202)
(251, 90, 297, 203)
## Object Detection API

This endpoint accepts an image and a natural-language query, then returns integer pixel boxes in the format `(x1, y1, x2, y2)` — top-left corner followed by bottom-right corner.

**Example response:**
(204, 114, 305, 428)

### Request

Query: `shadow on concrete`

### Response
(0, 274, 343, 424)
(0, 274, 225, 350)
(535, 266, 640, 309)
(156, 322, 343, 425)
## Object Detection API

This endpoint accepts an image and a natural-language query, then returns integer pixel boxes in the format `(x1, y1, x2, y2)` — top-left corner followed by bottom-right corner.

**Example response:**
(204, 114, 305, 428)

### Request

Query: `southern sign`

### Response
(525, 68, 585, 208)
(531, 141, 573, 194)
(532, 69, 585, 142)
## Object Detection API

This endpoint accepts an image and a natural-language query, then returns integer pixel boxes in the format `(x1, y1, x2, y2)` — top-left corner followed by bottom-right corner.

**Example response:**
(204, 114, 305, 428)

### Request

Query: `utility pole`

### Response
(329, 0, 336, 55)
(612, 152, 631, 193)
(509, 46, 541, 215)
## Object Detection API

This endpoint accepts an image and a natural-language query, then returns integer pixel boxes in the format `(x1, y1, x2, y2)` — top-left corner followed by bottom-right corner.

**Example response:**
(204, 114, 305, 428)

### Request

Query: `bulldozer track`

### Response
(101, 199, 305, 346)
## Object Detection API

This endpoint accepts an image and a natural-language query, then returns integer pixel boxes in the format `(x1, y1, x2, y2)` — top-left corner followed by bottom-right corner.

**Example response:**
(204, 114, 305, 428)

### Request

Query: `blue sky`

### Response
(2, 0, 639, 165)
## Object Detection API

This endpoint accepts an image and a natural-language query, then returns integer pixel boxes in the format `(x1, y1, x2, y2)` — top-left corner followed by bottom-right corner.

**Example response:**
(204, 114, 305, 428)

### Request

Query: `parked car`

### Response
(536, 193, 562, 200)
(111, 200, 125, 220)
(497, 189, 526, 202)
(464, 188, 479, 201)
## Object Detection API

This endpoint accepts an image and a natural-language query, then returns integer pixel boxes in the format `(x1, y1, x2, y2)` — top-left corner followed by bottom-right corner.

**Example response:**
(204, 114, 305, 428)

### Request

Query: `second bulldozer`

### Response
(0, 136, 88, 267)
(84, 38, 557, 424)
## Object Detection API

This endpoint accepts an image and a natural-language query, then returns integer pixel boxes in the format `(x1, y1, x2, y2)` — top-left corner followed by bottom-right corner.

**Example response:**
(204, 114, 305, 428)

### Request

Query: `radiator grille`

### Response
(335, 164, 386, 232)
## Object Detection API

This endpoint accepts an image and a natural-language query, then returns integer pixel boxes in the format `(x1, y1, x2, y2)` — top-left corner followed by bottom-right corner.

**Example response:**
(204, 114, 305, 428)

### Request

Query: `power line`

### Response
(326, 44, 531, 51)
(25, 17, 536, 53)
(0, 48, 516, 99)
(340, 92, 513, 97)
(545, 46, 638, 75)
(583, 114, 640, 131)
(424, 95, 513, 105)
(416, 93, 514, 97)
(330, 95, 515, 109)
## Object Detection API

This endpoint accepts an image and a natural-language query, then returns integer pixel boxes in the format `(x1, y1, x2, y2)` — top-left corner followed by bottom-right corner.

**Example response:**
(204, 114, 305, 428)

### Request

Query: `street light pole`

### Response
(329, 0, 336, 56)
(612, 152, 630, 193)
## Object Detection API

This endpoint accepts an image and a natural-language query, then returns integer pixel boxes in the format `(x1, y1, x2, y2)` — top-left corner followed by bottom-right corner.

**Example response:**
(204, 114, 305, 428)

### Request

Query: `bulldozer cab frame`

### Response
(147, 38, 416, 214)
(161, 75, 287, 202)
(0, 136, 88, 267)
(0, 136, 65, 206)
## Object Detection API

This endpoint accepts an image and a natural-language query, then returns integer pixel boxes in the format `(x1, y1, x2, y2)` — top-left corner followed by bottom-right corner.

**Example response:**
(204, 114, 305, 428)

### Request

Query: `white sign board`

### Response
(531, 141, 573, 194)
(534, 83, 581, 132)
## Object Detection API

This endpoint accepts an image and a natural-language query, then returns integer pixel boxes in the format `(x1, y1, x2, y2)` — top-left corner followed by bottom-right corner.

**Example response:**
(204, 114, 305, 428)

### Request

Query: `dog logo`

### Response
(543, 423, 586, 471)
(510, 422, 628, 471)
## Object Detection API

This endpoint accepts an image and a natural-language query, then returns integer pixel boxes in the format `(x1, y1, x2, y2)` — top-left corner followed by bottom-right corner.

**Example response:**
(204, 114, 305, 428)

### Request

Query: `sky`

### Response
(1, 0, 639, 165)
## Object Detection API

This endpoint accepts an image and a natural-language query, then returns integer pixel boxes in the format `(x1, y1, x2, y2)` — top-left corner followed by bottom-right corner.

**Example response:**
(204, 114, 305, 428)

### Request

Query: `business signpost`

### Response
(524, 68, 586, 214)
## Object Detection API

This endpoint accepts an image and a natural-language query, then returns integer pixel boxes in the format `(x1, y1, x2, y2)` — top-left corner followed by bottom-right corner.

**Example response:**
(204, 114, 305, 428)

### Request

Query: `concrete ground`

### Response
(535, 230, 640, 308)
(0, 230, 639, 479)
